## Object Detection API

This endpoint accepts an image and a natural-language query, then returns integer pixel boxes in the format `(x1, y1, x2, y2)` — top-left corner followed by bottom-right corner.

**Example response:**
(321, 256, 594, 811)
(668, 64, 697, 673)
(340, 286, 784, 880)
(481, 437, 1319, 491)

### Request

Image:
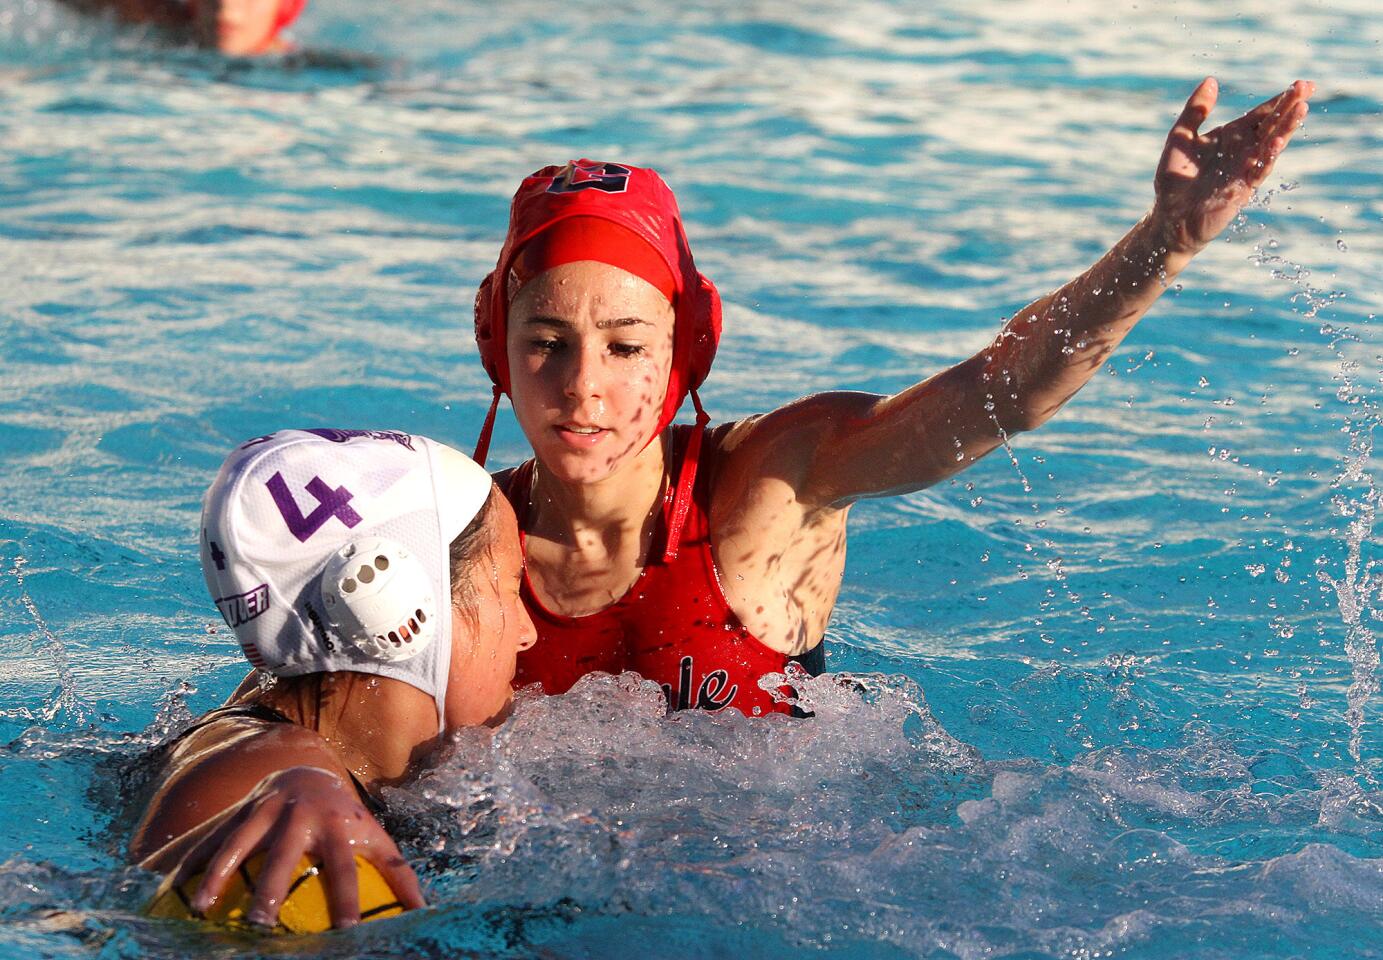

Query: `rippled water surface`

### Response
(1, 0, 1380, 957)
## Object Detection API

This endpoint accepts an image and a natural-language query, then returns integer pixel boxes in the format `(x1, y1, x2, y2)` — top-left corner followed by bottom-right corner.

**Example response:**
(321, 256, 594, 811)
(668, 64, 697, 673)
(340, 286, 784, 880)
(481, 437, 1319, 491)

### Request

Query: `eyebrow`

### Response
(522, 315, 652, 331)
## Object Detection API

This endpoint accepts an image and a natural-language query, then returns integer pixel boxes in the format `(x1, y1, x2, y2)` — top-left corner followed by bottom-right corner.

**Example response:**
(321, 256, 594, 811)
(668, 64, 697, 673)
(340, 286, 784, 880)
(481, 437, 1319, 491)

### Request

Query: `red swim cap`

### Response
(474, 159, 720, 456)
(473, 160, 722, 561)
(274, 0, 307, 34)
(186, 0, 307, 45)
(507, 216, 677, 304)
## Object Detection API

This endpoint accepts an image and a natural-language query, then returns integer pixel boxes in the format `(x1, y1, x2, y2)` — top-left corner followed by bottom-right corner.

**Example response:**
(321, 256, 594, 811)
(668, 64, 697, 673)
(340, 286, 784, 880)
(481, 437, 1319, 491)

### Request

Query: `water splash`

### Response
(5, 554, 93, 729)
(1248, 196, 1380, 773)
(138, 680, 198, 746)
(1317, 435, 1381, 768)
(983, 406, 1100, 653)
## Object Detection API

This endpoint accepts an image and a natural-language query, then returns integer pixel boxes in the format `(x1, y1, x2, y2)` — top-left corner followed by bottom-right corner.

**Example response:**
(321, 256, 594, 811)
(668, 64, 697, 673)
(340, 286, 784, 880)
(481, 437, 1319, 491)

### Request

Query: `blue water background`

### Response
(1, 0, 1380, 956)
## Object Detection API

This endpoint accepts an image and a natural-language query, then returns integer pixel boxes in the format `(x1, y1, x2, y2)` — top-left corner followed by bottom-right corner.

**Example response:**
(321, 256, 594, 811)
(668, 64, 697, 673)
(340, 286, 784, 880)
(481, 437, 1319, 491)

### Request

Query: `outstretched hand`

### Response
(171, 766, 425, 929)
(1153, 77, 1314, 255)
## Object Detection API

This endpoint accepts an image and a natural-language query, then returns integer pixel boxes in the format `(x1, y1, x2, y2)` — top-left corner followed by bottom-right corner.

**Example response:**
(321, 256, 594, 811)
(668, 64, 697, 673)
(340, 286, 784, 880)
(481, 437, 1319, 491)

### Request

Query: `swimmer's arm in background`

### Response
(52, 0, 189, 28)
(131, 720, 424, 928)
(729, 78, 1315, 512)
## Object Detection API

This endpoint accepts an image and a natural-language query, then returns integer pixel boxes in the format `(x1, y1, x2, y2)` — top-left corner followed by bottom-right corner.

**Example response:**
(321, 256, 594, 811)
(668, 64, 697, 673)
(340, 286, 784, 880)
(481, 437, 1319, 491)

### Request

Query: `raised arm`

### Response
(742, 79, 1313, 510)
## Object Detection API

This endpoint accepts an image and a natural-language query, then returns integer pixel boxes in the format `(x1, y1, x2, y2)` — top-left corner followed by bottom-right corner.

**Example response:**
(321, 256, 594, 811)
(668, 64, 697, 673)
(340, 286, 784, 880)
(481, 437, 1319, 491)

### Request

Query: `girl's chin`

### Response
(535, 452, 623, 486)
(533, 439, 646, 486)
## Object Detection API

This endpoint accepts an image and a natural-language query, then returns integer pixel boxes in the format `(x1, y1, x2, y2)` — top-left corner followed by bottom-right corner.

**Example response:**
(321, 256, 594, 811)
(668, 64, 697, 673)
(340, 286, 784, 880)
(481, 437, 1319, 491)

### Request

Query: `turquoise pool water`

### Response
(1, 0, 1379, 956)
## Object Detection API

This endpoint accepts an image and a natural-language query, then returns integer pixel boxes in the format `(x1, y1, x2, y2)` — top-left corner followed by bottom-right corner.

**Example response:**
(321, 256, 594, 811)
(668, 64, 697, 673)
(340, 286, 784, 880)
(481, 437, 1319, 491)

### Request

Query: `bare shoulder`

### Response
(490, 464, 529, 509)
(711, 391, 883, 509)
(705, 408, 857, 654)
(160, 713, 320, 769)
(130, 716, 338, 862)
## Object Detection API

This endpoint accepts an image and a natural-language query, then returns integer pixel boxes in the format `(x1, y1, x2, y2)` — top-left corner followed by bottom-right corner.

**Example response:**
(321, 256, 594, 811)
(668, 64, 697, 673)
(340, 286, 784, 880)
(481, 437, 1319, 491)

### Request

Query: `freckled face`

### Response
(506, 261, 675, 485)
(196, 0, 283, 55)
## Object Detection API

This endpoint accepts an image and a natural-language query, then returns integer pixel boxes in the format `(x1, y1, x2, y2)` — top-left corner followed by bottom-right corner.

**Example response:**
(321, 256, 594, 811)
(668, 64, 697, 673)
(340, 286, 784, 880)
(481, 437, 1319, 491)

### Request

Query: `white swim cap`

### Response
(199, 429, 493, 730)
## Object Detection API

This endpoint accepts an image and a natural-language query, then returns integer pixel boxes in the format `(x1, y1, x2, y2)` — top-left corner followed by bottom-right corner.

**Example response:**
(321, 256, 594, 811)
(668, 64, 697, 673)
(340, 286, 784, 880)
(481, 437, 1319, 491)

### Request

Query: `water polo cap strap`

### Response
(661, 390, 710, 563)
(473, 385, 503, 466)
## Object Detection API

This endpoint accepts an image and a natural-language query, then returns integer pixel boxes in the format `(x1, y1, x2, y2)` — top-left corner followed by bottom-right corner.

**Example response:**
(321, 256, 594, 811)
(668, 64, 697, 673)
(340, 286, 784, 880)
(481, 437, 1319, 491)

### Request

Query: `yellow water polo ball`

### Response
(147, 851, 406, 934)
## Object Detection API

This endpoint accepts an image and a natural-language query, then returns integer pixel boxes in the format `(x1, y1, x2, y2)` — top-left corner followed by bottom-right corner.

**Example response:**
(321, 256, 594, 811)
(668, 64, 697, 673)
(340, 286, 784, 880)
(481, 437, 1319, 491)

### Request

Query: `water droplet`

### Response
(1336, 239, 1348, 252)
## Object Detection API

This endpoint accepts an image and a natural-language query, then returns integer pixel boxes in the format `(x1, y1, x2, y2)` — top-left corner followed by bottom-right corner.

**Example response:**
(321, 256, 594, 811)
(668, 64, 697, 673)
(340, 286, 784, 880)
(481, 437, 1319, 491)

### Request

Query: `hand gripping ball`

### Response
(147, 852, 406, 934)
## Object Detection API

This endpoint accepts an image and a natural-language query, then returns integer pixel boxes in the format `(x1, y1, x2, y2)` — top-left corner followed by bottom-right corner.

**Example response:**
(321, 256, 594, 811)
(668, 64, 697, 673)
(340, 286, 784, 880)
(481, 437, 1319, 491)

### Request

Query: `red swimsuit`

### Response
(505, 425, 824, 716)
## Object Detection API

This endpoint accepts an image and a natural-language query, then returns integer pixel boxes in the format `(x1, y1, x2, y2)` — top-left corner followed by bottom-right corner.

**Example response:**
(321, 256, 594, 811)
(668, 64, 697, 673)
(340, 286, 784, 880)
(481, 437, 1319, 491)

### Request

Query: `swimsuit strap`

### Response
(661, 391, 710, 562)
(173, 702, 294, 738)
(506, 459, 537, 529)
(162, 702, 384, 815)
(508, 420, 706, 566)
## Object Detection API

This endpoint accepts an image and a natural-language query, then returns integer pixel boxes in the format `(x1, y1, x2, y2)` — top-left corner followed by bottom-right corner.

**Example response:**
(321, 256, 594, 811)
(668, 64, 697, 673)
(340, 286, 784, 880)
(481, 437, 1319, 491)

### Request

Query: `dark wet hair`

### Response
(447, 484, 500, 629)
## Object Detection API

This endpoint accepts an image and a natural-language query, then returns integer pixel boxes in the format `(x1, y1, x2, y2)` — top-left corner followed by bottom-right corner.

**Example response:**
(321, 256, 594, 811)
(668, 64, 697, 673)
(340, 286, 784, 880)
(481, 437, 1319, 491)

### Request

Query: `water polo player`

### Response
(131, 428, 535, 929)
(56, 0, 307, 56)
(473, 78, 1314, 716)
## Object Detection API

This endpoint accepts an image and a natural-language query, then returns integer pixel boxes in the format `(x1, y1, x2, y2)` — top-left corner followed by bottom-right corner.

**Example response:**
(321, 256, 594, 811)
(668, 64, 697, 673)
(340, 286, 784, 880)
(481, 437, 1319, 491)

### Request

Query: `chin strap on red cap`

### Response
(473, 385, 503, 467)
(661, 389, 710, 563)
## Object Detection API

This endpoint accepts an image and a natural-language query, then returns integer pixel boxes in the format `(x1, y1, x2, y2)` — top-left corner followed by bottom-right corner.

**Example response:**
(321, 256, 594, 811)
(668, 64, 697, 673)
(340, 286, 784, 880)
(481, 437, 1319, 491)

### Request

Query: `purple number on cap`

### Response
(266, 472, 362, 542)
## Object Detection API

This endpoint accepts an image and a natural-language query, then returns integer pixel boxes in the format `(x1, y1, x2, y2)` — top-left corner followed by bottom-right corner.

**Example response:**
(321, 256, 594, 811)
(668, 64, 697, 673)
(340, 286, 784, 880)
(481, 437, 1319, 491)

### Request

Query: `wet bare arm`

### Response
(131, 720, 354, 863)
(131, 720, 424, 928)
(734, 79, 1315, 510)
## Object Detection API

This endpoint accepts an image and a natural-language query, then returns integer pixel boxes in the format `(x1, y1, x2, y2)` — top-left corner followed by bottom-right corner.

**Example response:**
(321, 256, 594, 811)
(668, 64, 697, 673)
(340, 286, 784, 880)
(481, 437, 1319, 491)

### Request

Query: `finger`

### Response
(1261, 99, 1308, 156)
(361, 841, 427, 911)
(1173, 77, 1218, 137)
(1245, 79, 1314, 129)
(1245, 87, 1293, 126)
(1282, 79, 1315, 109)
(1244, 142, 1282, 188)
(246, 835, 310, 928)
(1245, 100, 1310, 186)
(1221, 84, 1308, 175)
(321, 842, 362, 929)
(188, 843, 256, 916)
(188, 814, 269, 915)
(170, 817, 238, 892)
(1274, 98, 1310, 139)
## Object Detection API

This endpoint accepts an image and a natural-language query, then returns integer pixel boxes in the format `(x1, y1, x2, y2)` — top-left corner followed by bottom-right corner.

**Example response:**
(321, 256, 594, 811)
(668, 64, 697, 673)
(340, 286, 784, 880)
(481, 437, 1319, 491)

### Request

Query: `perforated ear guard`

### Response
(320, 537, 437, 663)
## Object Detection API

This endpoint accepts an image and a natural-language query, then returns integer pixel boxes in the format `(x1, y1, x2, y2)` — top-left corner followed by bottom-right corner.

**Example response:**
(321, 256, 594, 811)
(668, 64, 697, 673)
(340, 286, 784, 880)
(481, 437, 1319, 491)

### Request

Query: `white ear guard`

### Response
(320, 536, 438, 663)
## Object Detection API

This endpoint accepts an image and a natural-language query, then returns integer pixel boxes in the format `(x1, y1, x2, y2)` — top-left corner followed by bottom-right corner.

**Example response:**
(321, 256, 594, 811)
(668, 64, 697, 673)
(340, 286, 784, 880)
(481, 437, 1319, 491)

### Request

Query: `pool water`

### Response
(1, 0, 1380, 957)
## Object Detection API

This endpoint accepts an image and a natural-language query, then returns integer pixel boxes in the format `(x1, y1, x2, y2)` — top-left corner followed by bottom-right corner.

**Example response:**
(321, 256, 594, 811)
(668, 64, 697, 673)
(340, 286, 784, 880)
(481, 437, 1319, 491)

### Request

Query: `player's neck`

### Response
(257, 673, 438, 787)
(529, 432, 668, 544)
